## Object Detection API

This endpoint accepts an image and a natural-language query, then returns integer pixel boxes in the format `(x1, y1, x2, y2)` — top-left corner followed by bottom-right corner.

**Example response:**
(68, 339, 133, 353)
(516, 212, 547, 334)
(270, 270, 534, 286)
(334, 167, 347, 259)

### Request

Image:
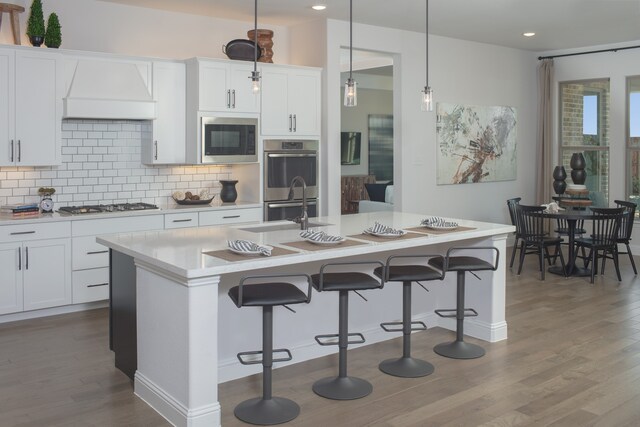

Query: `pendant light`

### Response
(250, 0, 261, 94)
(344, 0, 357, 107)
(421, 0, 433, 111)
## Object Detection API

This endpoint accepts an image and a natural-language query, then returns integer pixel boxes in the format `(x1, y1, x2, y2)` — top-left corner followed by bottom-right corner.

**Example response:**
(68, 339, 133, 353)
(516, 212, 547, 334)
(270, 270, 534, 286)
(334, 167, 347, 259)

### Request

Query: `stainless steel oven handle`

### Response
(268, 201, 317, 208)
(266, 153, 317, 158)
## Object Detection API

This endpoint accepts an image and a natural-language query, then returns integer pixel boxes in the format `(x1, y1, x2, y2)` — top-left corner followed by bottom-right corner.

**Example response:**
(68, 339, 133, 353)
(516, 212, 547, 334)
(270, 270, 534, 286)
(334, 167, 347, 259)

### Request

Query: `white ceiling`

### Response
(98, 0, 640, 52)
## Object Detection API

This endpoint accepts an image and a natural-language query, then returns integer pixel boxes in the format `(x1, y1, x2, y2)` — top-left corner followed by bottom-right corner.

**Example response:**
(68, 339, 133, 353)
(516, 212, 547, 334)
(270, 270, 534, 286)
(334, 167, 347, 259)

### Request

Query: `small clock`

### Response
(40, 196, 54, 213)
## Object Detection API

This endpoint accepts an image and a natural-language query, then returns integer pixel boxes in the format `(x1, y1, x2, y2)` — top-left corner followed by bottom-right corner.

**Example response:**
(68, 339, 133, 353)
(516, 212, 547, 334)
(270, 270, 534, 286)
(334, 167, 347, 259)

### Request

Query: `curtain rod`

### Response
(538, 44, 640, 60)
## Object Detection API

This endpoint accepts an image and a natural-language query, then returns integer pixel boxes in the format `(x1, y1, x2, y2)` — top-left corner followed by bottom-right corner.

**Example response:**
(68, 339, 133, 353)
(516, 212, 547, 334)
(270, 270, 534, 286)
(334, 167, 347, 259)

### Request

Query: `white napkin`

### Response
(366, 221, 404, 236)
(227, 240, 272, 256)
(421, 216, 459, 228)
(300, 229, 344, 243)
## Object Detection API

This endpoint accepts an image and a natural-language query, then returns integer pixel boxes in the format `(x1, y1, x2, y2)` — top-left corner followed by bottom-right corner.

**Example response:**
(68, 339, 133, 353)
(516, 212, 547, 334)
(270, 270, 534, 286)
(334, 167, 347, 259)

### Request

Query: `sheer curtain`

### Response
(536, 59, 554, 204)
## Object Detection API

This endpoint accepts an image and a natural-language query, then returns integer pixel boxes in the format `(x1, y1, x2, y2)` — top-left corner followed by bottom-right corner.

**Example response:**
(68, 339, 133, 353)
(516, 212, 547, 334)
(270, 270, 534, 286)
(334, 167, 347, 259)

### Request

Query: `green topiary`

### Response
(45, 13, 62, 48)
(26, 0, 45, 37)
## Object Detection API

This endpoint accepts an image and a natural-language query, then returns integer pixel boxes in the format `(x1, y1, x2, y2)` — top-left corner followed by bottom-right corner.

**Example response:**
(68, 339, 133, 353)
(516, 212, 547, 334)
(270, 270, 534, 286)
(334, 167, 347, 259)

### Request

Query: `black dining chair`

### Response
(601, 201, 637, 275)
(516, 204, 566, 280)
(506, 197, 521, 268)
(573, 207, 624, 283)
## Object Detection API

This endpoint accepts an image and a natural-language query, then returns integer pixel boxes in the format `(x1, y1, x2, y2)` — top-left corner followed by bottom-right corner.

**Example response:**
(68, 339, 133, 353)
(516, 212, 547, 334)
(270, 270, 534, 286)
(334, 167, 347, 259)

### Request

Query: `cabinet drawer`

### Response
(164, 212, 199, 229)
(0, 221, 71, 243)
(72, 268, 109, 304)
(72, 215, 164, 236)
(73, 236, 109, 270)
(199, 207, 262, 226)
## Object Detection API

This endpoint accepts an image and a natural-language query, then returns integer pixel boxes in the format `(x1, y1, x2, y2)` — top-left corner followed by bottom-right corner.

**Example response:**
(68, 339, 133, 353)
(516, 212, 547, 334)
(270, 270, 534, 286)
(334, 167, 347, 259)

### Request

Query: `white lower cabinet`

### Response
(0, 238, 71, 314)
(199, 207, 262, 226)
(72, 268, 109, 304)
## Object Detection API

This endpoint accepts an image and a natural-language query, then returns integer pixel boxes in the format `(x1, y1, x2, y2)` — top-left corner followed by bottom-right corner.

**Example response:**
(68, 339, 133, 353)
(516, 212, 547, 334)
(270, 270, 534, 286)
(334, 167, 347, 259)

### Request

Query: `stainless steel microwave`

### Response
(201, 117, 258, 164)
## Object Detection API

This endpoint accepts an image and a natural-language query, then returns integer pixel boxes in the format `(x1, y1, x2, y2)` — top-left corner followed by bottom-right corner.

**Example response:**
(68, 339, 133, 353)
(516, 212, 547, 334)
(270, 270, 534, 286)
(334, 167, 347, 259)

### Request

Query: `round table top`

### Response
(540, 208, 599, 220)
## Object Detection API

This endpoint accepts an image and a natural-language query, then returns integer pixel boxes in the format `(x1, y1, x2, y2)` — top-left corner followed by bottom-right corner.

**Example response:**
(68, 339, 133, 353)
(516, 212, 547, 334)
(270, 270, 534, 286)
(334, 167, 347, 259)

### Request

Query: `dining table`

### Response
(543, 208, 598, 277)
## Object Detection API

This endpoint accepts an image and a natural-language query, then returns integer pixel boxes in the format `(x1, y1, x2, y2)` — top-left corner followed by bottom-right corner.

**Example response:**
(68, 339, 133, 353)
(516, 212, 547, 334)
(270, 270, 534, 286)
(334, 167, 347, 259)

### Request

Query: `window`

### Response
(559, 79, 610, 206)
(626, 76, 640, 206)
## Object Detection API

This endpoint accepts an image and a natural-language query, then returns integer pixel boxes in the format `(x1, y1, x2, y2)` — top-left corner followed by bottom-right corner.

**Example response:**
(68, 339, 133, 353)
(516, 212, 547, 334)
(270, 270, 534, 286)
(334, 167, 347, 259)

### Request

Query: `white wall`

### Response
(0, 0, 291, 63)
(542, 41, 640, 247)
(303, 19, 538, 223)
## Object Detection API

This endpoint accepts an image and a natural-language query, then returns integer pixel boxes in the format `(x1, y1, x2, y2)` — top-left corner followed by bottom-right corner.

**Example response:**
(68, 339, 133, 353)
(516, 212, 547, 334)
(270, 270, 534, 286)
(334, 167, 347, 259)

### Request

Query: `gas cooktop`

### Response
(58, 203, 159, 215)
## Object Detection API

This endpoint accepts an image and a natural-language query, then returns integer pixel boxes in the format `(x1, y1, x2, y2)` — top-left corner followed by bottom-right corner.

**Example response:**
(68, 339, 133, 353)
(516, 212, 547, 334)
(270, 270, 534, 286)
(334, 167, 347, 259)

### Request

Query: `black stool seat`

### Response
(373, 265, 441, 282)
(228, 283, 308, 307)
(429, 247, 499, 360)
(429, 256, 494, 272)
(311, 272, 380, 292)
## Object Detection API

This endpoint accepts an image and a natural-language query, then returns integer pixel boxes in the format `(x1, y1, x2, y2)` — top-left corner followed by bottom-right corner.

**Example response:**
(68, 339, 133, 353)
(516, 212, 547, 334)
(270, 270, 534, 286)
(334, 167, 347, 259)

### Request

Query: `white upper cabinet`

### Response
(261, 65, 321, 137)
(142, 61, 186, 164)
(189, 58, 260, 114)
(0, 48, 63, 166)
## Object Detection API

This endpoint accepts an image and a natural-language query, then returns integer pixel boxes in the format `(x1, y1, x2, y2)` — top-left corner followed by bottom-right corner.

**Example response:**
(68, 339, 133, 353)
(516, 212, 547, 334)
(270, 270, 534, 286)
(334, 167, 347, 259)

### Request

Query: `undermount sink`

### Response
(240, 222, 333, 233)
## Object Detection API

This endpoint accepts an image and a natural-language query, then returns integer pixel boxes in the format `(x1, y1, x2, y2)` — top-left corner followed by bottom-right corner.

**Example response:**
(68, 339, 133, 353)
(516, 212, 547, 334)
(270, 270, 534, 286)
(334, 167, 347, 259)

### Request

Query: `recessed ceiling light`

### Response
(312, 4, 327, 11)
(523, 32, 536, 37)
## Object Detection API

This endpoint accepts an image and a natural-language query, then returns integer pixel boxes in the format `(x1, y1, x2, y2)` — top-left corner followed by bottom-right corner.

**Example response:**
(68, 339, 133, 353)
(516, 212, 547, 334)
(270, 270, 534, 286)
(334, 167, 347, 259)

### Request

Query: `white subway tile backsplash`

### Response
(0, 119, 230, 207)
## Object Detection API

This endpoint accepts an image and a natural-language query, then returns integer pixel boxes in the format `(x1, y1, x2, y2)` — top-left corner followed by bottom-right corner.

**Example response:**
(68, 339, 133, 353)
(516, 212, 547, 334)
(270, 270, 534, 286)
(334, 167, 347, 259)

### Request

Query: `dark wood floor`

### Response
(2, 250, 640, 426)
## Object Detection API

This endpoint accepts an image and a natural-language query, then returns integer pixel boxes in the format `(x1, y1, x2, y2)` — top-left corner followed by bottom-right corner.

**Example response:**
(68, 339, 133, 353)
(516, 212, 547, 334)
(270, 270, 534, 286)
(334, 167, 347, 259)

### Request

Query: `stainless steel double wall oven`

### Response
(263, 139, 319, 221)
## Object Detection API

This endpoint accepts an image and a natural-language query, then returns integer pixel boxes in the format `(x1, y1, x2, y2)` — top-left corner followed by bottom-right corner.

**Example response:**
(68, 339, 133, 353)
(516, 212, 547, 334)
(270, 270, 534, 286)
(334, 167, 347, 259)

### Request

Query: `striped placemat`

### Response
(281, 239, 368, 252)
(347, 232, 426, 243)
(405, 226, 476, 235)
(204, 246, 298, 262)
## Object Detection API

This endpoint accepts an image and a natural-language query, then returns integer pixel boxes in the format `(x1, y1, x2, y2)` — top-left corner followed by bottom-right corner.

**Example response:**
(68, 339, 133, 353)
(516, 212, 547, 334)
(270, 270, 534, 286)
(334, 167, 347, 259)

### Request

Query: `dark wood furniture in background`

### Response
(341, 175, 376, 214)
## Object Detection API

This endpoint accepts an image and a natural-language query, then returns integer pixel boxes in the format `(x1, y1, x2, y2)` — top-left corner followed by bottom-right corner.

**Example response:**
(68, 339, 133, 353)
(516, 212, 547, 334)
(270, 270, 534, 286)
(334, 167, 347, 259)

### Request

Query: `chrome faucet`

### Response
(287, 176, 309, 230)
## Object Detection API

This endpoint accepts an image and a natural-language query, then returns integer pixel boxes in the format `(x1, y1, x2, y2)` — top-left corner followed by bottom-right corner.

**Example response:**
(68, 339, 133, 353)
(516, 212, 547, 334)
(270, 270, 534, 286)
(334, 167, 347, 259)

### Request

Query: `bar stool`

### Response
(428, 247, 500, 359)
(311, 261, 384, 400)
(228, 273, 312, 425)
(374, 254, 445, 377)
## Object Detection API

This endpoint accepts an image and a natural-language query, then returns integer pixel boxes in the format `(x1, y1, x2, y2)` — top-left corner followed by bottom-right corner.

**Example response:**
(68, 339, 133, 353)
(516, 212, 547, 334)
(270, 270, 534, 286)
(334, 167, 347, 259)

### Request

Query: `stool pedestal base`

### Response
(379, 356, 434, 378)
(234, 396, 300, 425)
(434, 340, 485, 359)
(312, 376, 372, 400)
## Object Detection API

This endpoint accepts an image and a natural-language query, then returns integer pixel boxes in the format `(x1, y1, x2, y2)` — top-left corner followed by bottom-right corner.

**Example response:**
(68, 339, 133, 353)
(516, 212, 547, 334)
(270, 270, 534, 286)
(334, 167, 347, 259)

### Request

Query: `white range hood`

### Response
(63, 59, 157, 120)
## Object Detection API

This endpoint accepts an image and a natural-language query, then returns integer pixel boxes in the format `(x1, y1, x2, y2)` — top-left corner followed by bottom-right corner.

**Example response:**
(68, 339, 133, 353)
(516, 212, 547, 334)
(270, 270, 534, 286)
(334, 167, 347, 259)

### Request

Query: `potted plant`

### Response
(26, 0, 45, 47)
(45, 13, 62, 48)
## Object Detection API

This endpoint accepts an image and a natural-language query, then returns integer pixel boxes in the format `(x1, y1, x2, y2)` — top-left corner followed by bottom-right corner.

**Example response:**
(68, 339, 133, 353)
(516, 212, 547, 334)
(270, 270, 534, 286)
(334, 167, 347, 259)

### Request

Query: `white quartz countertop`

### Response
(0, 200, 261, 226)
(97, 211, 514, 280)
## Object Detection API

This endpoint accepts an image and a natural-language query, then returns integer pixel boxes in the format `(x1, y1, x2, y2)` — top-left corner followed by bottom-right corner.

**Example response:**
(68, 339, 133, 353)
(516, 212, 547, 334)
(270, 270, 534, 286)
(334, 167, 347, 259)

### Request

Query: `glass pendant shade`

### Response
(421, 86, 433, 111)
(344, 78, 357, 107)
(251, 71, 261, 94)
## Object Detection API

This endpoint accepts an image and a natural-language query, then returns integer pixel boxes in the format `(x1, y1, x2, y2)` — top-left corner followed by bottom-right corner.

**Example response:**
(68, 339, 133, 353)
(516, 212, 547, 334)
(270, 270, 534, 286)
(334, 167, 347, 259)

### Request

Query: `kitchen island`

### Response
(98, 211, 513, 427)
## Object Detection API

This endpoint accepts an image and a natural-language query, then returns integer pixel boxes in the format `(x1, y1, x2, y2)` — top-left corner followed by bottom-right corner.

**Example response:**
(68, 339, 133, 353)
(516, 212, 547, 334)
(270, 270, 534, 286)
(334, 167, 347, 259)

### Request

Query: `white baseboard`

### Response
(436, 317, 508, 342)
(135, 372, 221, 427)
(0, 300, 108, 324)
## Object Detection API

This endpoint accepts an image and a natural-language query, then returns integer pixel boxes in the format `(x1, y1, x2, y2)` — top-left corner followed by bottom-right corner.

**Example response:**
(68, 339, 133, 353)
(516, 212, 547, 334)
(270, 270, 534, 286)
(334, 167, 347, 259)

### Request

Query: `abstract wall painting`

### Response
(436, 103, 517, 185)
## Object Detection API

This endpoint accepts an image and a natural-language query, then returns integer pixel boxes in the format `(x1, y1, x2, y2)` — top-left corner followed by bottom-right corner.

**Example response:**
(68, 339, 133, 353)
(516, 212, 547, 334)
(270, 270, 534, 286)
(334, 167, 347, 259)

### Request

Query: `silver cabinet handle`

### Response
(10, 140, 13, 162)
(223, 215, 241, 219)
(87, 250, 109, 255)
(293, 114, 297, 132)
(226, 90, 231, 108)
(172, 219, 192, 223)
(154, 141, 158, 160)
(10, 231, 36, 235)
(289, 114, 292, 132)
(25, 246, 28, 270)
(18, 247, 21, 271)
(87, 283, 109, 288)
(17, 140, 21, 162)
(232, 89, 236, 108)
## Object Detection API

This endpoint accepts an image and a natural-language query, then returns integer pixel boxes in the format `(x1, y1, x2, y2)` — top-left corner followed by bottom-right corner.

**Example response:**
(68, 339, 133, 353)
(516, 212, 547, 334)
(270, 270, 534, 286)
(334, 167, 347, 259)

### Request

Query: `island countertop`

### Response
(97, 211, 514, 280)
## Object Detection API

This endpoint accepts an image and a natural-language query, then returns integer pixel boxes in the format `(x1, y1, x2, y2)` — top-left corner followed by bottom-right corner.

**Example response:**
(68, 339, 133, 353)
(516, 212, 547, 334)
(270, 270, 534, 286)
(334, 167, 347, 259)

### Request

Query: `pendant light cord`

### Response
(425, 0, 429, 87)
(253, 0, 258, 74)
(349, 0, 353, 80)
